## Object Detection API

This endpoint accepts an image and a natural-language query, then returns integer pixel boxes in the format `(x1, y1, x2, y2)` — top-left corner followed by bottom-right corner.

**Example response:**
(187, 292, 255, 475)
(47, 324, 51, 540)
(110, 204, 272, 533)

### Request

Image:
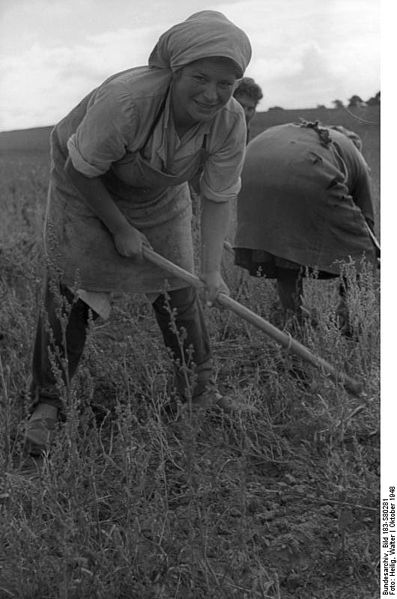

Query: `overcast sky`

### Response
(0, 0, 380, 132)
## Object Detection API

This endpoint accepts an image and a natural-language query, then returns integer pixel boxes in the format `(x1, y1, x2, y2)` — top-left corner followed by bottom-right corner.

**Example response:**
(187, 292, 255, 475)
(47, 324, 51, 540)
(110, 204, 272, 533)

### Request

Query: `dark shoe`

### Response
(24, 416, 57, 455)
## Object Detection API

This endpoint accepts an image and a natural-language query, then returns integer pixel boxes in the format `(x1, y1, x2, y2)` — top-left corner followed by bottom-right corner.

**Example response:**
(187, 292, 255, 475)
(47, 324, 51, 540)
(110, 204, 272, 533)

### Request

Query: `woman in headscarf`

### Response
(234, 121, 378, 332)
(25, 11, 251, 453)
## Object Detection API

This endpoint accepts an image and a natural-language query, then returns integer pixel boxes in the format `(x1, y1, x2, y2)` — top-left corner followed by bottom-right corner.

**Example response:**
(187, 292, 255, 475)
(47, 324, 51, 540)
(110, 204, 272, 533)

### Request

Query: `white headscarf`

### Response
(148, 10, 252, 78)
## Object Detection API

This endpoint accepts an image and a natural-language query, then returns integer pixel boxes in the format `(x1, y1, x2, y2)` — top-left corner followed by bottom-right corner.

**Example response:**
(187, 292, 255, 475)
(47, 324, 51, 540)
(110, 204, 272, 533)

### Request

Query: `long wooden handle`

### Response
(143, 247, 363, 397)
(364, 222, 381, 254)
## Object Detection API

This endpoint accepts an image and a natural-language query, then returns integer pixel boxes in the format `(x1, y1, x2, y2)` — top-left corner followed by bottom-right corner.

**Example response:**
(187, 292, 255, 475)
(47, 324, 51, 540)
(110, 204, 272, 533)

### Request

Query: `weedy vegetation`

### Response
(0, 107, 380, 599)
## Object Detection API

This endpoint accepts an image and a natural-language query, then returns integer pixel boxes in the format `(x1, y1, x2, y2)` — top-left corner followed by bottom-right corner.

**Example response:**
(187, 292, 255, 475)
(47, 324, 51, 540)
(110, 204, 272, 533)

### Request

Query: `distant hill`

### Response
(0, 126, 53, 152)
(0, 106, 379, 154)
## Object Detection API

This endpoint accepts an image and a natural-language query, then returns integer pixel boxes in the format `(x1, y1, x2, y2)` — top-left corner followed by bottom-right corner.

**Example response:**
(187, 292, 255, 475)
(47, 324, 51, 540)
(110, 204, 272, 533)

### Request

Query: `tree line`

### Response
(332, 91, 380, 109)
(267, 91, 380, 111)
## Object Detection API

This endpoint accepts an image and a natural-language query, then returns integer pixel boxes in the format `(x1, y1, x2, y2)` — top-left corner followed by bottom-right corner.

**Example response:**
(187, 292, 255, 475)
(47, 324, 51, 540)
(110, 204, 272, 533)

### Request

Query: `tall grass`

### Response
(0, 150, 380, 598)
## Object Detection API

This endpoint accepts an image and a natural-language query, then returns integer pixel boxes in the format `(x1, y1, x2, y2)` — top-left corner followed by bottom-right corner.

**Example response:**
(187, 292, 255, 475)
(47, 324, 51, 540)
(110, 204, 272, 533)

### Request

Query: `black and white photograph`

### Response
(0, 1, 384, 597)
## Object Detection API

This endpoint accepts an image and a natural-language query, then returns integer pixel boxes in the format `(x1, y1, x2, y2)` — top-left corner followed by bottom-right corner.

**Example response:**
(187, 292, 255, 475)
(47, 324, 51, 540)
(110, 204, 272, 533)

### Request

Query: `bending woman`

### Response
(25, 11, 251, 453)
(234, 121, 378, 331)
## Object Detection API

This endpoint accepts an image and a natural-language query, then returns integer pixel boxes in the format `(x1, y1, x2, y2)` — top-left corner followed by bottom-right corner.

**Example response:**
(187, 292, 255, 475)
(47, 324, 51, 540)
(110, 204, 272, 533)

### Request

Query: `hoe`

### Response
(142, 246, 364, 398)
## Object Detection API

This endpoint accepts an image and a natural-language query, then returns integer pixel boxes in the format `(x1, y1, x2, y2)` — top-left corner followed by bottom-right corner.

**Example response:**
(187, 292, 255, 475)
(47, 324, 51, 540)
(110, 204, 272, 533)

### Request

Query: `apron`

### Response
(45, 109, 209, 294)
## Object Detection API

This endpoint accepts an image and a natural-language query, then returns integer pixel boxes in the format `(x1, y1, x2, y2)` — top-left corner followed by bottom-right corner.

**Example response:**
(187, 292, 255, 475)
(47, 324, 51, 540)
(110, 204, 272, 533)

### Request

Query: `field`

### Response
(0, 107, 380, 598)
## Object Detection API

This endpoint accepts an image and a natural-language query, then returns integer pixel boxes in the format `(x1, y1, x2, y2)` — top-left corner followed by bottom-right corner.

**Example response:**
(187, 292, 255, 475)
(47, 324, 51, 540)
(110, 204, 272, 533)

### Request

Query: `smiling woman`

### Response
(23, 10, 252, 454)
(171, 57, 241, 135)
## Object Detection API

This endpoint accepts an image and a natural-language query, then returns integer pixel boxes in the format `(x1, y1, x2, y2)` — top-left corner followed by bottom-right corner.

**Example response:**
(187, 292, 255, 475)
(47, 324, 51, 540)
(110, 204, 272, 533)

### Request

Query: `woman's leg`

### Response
(26, 275, 99, 452)
(30, 276, 99, 412)
(275, 267, 304, 324)
(152, 286, 214, 401)
(30, 280, 98, 409)
(335, 276, 353, 337)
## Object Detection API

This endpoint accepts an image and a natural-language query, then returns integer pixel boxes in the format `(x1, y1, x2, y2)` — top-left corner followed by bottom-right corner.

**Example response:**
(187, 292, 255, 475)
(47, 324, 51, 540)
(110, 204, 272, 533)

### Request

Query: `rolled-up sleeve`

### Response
(200, 107, 246, 202)
(67, 84, 136, 177)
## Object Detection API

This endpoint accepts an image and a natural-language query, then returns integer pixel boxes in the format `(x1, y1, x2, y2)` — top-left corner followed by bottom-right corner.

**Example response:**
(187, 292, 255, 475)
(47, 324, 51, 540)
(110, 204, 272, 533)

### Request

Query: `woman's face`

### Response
(171, 57, 238, 131)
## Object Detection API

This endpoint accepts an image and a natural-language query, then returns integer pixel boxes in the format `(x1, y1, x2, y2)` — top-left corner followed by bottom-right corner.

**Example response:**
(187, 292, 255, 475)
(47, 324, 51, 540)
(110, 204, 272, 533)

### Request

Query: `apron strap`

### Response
(143, 93, 168, 148)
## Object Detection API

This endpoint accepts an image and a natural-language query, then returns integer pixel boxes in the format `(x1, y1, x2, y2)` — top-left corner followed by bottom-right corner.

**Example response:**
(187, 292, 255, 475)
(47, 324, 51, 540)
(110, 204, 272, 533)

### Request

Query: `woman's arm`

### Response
(352, 166, 376, 233)
(200, 196, 231, 304)
(65, 157, 150, 258)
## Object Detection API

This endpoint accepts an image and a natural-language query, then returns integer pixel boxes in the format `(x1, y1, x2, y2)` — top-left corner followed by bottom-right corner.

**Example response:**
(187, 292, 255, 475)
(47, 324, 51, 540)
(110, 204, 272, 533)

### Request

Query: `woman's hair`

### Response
(233, 77, 263, 104)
